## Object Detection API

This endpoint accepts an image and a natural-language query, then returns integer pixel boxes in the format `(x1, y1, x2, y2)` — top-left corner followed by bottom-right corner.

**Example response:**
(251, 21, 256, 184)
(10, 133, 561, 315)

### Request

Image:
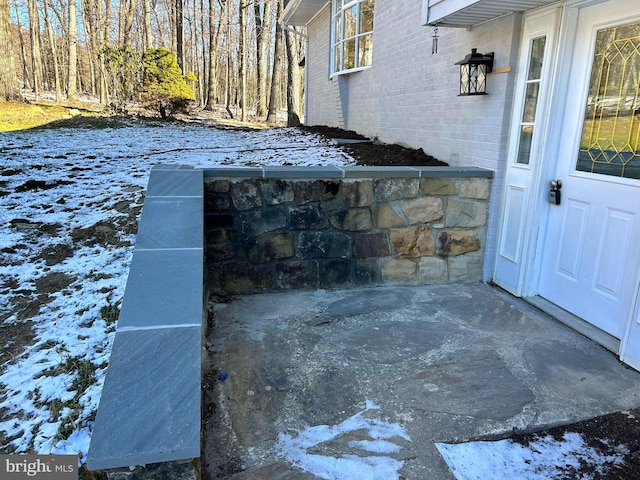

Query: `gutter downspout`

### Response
(282, 21, 309, 125)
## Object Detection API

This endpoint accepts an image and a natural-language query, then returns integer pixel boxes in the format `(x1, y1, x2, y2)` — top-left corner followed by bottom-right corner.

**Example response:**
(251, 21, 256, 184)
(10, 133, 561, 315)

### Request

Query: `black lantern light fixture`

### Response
(455, 48, 495, 95)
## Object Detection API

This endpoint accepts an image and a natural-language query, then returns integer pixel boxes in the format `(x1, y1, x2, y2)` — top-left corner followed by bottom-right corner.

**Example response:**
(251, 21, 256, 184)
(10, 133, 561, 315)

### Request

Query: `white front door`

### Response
(538, 1, 640, 343)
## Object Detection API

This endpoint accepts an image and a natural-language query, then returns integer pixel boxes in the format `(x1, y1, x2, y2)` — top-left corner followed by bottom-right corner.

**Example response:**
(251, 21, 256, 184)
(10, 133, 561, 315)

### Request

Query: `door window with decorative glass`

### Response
(331, 0, 374, 75)
(577, 21, 640, 180)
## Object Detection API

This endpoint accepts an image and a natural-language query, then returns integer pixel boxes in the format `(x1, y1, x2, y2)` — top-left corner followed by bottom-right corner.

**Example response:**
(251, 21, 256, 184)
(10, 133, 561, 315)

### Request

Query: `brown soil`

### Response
(299, 125, 448, 167)
(511, 408, 640, 479)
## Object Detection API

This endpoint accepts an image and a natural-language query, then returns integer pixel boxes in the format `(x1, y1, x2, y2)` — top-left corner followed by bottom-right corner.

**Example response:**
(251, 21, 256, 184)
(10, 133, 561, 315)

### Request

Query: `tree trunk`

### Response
(12, 0, 31, 91)
(176, 0, 184, 70)
(239, 0, 247, 121)
(285, 25, 302, 126)
(266, 0, 282, 124)
(224, 0, 232, 118)
(254, 0, 272, 118)
(0, 0, 19, 101)
(143, 0, 153, 49)
(204, 0, 221, 110)
(27, 0, 44, 97)
(44, 0, 62, 102)
(121, 0, 136, 47)
(68, 0, 78, 101)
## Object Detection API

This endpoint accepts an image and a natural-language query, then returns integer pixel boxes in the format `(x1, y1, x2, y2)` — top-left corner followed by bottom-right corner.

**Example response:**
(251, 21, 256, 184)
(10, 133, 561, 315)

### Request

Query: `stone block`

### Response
(276, 260, 319, 289)
(136, 197, 202, 249)
(206, 193, 230, 211)
(221, 262, 273, 292)
(205, 213, 234, 229)
(459, 178, 491, 199)
(343, 180, 374, 207)
(437, 230, 481, 256)
(449, 251, 483, 282)
(298, 231, 352, 259)
(373, 203, 405, 228)
(207, 228, 236, 244)
(374, 178, 421, 201)
(353, 232, 390, 258)
(289, 205, 330, 229)
(391, 225, 435, 257)
(205, 179, 230, 193)
(239, 208, 287, 240)
(329, 208, 373, 231)
(207, 243, 235, 261)
(401, 197, 443, 224)
(232, 179, 262, 210)
(319, 259, 353, 287)
(249, 232, 295, 264)
(146, 169, 202, 197)
(420, 178, 458, 195)
(382, 258, 417, 281)
(418, 256, 448, 283)
(260, 179, 295, 205)
(294, 180, 341, 205)
(446, 198, 487, 228)
(355, 259, 382, 285)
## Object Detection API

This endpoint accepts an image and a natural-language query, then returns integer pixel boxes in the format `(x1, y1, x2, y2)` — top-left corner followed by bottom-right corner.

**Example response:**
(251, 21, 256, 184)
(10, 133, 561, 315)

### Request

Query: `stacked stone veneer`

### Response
(205, 167, 493, 294)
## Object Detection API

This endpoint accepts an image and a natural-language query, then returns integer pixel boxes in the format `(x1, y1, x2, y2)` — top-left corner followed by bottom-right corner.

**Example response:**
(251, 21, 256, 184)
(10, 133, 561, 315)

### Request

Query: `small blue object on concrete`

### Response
(218, 373, 229, 381)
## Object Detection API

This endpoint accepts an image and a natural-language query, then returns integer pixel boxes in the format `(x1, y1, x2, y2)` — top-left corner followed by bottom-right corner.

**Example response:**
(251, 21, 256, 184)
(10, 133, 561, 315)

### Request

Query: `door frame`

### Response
(495, 0, 640, 363)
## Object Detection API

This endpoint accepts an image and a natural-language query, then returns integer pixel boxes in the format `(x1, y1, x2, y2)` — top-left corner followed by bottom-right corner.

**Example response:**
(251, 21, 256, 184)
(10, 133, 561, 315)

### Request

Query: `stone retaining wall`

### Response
(204, 167, 493, 294)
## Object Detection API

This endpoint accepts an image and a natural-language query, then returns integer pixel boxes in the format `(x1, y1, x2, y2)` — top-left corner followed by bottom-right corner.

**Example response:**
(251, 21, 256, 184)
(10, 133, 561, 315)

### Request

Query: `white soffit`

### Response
(425, 0, 558, 27)
(281, 0, 330, 26)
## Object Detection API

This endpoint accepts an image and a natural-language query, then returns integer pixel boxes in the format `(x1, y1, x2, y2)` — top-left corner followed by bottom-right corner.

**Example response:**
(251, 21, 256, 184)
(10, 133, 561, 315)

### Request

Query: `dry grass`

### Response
(0, 100, 106, 132)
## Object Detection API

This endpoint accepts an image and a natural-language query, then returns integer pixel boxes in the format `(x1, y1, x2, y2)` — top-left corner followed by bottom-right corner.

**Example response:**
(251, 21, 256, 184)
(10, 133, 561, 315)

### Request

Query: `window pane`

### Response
(345, 5, 357, 38)
(517, 125, 534, 165)
(335, 12, 342, 42)
(577, 21, 640, 179)
(359, 34, 373, 67)
(360, 0, 374, 33)
(335, 45, 342, 72)
(344, 38, 356, 70)
(527, 37, 546, 80)
(522, 82, 540, 123)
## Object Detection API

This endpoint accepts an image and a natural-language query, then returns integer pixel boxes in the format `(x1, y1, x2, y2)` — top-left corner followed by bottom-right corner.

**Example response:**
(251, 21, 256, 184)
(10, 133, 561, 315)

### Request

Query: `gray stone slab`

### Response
(394, 349, 534, 421)
(203, 167, 265, 178)
(340, 166, 422, 178)
(87, 327, 201, 470)
(151, 164, 196, 170)
(117, 249, 203, 329)
(262, 166, 344, 178)
(146, 169, 203, 197)
(415, 166, 494, 178)
(136, 197, 202, 249)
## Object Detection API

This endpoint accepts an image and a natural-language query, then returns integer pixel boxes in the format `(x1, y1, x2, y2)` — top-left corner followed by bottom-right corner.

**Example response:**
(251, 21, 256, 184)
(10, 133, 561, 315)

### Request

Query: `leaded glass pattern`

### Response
(577, 21, 640, 179)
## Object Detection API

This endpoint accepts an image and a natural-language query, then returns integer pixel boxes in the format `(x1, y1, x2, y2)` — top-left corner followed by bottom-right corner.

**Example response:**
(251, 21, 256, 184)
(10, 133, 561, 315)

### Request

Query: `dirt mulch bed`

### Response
(299, 125, 448, 167)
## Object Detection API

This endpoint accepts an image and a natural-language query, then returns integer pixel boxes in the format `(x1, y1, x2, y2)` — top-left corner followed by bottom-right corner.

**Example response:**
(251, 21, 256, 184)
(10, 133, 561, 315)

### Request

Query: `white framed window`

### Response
(331, 0, 375, 75)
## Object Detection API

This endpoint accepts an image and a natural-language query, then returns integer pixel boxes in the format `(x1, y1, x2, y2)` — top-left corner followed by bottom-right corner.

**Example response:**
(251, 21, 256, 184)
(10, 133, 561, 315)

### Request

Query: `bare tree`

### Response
(27, 0, 45, 96)
(68, 0, 79, 100)
(44, 0, 62, 102)
(0, 0, 19, 101)
(254, 0, 272, 118)
(285, 25, 303, 126)
(266, 0, 282, 123)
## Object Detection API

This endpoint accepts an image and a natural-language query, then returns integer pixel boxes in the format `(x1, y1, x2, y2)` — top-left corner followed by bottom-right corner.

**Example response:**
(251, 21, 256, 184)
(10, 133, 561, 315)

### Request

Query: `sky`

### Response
(0, 120, 632, 478)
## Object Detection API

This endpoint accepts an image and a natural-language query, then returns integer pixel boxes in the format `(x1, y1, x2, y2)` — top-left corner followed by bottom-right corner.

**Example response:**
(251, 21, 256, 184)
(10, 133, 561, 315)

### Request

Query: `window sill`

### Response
(330, 65, 372, 79)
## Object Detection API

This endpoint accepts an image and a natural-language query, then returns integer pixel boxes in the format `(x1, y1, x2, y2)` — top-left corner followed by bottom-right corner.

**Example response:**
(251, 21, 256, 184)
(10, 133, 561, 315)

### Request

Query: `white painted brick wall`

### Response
(304, 0, 524, 281)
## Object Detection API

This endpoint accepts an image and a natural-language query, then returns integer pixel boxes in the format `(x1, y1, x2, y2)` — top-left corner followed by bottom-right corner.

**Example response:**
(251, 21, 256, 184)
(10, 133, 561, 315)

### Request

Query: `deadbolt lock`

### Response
(549, 179, 563, 205)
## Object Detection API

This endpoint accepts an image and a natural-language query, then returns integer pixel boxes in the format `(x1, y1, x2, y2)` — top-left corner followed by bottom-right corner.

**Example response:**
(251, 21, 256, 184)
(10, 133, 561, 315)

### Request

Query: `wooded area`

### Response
(0, 0, 305, 124)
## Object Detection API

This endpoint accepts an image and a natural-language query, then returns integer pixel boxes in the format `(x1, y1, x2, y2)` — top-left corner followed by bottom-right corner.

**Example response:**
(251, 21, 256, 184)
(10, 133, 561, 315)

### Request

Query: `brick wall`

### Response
(204, 168, 492, 294)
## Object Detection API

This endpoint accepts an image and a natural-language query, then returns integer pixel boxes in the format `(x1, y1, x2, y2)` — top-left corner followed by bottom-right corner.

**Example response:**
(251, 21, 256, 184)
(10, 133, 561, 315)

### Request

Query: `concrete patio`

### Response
(202, 282, 640, 479)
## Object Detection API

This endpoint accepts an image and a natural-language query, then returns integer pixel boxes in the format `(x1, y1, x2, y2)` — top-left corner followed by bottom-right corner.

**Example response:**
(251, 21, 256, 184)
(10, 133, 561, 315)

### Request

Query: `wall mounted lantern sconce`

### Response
(455, 48, 494, 95)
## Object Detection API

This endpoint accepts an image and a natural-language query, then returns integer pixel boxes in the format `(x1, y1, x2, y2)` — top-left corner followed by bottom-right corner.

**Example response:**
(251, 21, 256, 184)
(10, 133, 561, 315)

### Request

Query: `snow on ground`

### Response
(436, 433, 628, 480)
(276, 401, 410, 480)
(0, 120, 352, 464)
